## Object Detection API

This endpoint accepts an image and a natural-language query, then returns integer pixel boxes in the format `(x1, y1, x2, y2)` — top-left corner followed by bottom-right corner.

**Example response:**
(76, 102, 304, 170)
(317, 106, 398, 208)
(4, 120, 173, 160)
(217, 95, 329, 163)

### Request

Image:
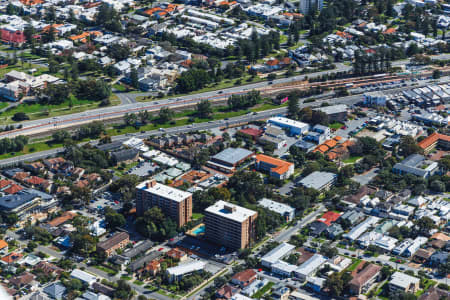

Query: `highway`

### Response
(3, 53, 450, 139)
(2, 75, 449, 167)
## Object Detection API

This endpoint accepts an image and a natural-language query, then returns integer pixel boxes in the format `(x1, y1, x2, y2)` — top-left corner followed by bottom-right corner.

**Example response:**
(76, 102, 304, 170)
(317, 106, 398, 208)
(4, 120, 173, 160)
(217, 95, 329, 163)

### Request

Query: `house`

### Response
(47, 211, 77, 228)
(43, 283, 66, 300)
(231, 269, 257, 288)
(308, 221, 328, 237)
(389, 272, 420, 293)
(254, 154, 294, 180)
(34, 261, 64, 278)
(430, 251, 448, 266)
(216, 284, 239, 299)
(9, 272, 34, 289)
(412, 248, 434, 264)
(348, 262, 381, 295)
(325, 223, 344, 239)
(97, 232, 130, 257)
(166, 248, 187, 262)
(271, 284, 290, 299)
(419, 287, 450, 300)
(0, 240, 8, 254)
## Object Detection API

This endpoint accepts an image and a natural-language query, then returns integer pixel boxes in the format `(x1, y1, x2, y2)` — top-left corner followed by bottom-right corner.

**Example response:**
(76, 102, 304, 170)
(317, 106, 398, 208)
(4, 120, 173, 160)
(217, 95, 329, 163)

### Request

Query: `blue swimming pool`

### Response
(192, 225, 205, 235)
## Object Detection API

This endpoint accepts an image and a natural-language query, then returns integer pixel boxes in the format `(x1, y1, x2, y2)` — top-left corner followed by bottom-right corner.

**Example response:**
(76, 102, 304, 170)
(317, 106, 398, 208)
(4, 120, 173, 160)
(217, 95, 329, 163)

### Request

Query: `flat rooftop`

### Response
(268, 116, 309, 129)
(137, 180, 192, 202)
(211, 148, 253, 165)
(205, 200, 257, 223)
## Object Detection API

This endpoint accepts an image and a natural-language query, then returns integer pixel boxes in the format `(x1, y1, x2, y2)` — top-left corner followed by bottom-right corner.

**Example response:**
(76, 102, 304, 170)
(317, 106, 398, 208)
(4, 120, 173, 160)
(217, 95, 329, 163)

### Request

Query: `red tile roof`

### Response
(317, 211, 341, 226)
(418, 132, 450, 150)
(3, 184, 23, 194)
(0, 179, 12, 189)
(1, 252, 23, 264)
(25, 176, 45, 185)
(239, 128, 263, 137)
(255, 154, 294, 175)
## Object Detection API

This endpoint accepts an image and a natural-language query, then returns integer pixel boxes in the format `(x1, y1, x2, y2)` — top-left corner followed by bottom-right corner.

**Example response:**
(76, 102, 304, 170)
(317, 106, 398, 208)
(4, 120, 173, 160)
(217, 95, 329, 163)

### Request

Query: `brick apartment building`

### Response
(97, 232, 130, 257)
(204, 201, 257, 249)
(136, 180, 192, 227)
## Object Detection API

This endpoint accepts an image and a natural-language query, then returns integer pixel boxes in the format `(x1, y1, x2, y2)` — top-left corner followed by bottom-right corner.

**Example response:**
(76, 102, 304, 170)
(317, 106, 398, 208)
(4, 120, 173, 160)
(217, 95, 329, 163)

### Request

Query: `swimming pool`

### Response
(192, 225, 205, 235)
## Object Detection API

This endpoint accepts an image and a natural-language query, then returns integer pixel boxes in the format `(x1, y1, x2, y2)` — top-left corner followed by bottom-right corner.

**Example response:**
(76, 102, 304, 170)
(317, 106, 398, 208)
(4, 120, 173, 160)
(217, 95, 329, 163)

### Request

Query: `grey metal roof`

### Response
(314, 104, 347, 115)
(298, 171, 337, 190)
(0, 192, 38, 211)
(211, 148, 253, 165)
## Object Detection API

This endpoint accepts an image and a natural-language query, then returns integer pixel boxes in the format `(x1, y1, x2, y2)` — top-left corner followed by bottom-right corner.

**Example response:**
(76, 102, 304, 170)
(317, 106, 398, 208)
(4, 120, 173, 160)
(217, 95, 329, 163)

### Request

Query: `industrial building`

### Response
(267, 117, 309, 135)
(297, 171, 337, 191)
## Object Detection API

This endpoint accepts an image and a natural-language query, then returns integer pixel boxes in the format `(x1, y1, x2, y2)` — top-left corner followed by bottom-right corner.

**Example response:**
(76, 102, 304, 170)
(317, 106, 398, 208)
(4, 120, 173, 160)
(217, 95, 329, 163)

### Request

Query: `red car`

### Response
(158, 248, 164, 251)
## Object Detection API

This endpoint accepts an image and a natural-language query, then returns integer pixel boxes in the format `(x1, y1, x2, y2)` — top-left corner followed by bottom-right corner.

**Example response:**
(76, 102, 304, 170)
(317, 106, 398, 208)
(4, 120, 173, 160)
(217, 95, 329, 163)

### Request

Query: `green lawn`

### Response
(346, 259, 362, 271)
(192, 213, 204, 220)
(136, 76, 265, 102)
(133, 280, 144, 286)
(120, 275, 132, 281)
(0, 63, 47, 77)
(0, 95, 120, 124)
(329, 122, 344, 130)
(343, 156, 362, 164)
(252, 282, 274, 298)
(113, 83, 127, 92)
(94, 265, 118, 276)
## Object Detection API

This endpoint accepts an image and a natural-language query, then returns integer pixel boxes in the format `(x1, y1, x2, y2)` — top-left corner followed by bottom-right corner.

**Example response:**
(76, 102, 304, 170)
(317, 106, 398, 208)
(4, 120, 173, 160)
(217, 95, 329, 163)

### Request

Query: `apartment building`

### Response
(204, 201, 257, 249)
(136, 180, 192, 227)
(255, 154, 294, 180)
(348, 262, 381, 295)
(97, 232, 130, 257)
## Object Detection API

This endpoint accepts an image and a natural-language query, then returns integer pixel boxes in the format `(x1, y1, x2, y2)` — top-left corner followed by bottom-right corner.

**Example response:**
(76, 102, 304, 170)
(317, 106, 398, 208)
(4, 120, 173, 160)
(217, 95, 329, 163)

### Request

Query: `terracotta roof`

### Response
(1, 252, 23, 264)
(19, 0, 43, 5)
(13, 172, 30, 181)
(255, 154, 294, 175)
(430, 232, 450, 242)
(75, 179, 89, 188)
(239, 128, 263, 137)
(266, 59, 279, 66)
(42, 24, 63, 33)
(3, 184, 23, 194)
(324, 139, 337, 148)
(232, 269, 257, 283)
(334, 136, 343, 142)
(317, 211, 341, 226)
(34, 261, 64, 276)
(383, 28, 396, 34)
(166, 248, 186, 259)
(418, 132, 450, 150)
(349, 262, 381, 289)
(314, 144, 329, 153)
(25, 176, 45, 185)
(9, 272, 34, 287)
(0, 240, 8, 250)
(47, 211, 77, 227)
(0, 179, 12, 189)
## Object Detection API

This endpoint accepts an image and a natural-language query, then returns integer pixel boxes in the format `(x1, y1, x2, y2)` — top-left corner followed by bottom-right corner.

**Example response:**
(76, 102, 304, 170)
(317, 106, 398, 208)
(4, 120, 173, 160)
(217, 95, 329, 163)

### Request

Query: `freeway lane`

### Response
(0, 79, 445, 167)
(2, 54, 450, 138)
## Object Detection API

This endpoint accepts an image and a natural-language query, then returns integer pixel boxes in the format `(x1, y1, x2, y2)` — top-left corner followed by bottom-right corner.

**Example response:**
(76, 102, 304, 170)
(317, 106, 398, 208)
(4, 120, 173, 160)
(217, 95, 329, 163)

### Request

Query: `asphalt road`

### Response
(274, 204, 326, 243)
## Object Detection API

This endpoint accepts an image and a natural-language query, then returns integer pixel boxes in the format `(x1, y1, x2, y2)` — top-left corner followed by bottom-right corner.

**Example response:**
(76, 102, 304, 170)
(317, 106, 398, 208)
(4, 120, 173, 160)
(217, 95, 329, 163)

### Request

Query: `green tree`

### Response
(196, 100, 213, 119)
(130, 68, 139, 88)
(105, 208, 126, 230)
(287, 95, 299, 119)
(158, 107, 174, 124)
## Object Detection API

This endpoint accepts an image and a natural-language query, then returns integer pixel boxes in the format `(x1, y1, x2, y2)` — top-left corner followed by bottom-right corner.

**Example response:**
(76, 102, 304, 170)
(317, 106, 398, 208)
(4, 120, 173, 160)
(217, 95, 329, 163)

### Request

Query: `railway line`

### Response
(0, 70, 447, 138)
